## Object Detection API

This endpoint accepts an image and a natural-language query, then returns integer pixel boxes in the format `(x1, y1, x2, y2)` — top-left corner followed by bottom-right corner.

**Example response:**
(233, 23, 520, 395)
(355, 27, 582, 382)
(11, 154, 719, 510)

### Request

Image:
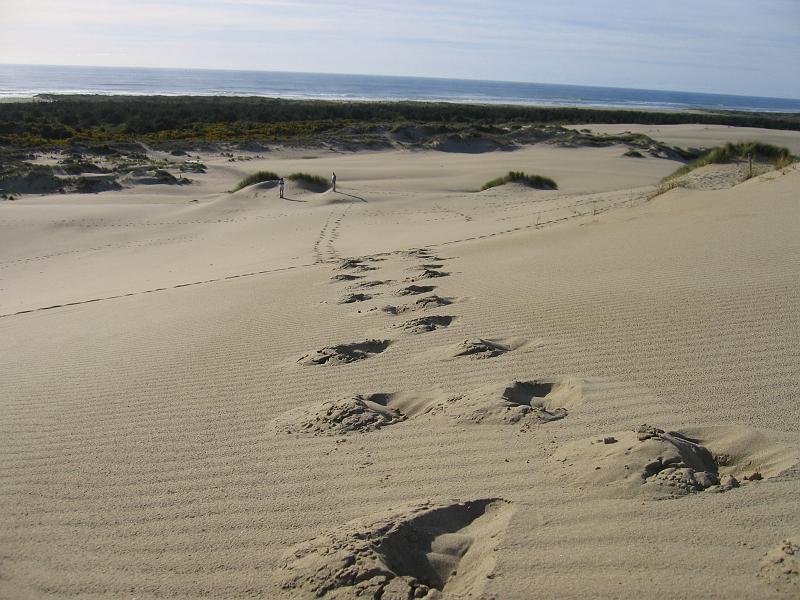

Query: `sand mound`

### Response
(274, 394, 406, 436)
(552, 425, 798, 499)
(298, 340, 391, 366)
(398, 315, 456, 334)
(396, 284, 436, 296)
(339, 293, 372, 304)
(759, 539, 800, 596)
(279, 499, 513, 599)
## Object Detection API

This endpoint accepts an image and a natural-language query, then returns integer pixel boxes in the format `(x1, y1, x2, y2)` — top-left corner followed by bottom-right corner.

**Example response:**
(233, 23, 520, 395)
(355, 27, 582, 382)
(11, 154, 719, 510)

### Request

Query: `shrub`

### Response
(481, 171, 558, 191)
(232, 170, 279, 191)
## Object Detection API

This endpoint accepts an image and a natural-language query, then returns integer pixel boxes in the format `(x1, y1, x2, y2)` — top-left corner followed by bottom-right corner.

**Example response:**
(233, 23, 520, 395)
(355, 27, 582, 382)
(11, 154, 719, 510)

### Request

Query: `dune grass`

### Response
(623, 149, 645, 158)
(232, 170, 280, 191)
(664, 142, 796, 181)
(287, 172, 329, 190)
(481, 171, 558, 191)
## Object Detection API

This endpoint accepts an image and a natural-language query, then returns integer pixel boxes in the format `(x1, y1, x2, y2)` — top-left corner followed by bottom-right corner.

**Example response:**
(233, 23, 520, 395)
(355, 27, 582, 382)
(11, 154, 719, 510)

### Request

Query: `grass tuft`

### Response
(286, 172, 329, 190)
(481, 171, 558, 191)
(623, 148, 645, 158)
(232, 170, 280, 191)
(664, 141, 796, 181)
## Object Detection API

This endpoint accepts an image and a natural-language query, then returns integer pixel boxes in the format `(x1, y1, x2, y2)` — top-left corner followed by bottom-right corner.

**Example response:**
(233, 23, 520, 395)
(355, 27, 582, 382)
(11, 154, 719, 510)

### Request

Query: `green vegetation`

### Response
(286, 172, 329, 190)
(1, 95, 799, 148)
(623, 148, 645, 158)
(481, 171, 558, 191)
(665, 142, 797, 181)
(232, 170, 280, 191)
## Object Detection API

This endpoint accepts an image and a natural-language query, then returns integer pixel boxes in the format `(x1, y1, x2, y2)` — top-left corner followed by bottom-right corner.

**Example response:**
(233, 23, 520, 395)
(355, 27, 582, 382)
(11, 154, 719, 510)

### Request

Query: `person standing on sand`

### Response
(331, 172, 337, 192)
(278, 177, 285, 199)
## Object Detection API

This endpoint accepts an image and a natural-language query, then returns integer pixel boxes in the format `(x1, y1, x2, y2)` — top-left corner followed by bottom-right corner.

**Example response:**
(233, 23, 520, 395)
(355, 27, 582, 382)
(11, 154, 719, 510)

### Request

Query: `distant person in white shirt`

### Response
(278, 177, 285, 199)
(331, 172, 337, 192)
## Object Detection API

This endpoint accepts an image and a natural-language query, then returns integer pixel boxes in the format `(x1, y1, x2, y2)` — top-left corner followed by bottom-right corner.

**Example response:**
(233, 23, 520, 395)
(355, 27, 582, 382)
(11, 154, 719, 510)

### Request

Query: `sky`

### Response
(2, 0, 799, 98)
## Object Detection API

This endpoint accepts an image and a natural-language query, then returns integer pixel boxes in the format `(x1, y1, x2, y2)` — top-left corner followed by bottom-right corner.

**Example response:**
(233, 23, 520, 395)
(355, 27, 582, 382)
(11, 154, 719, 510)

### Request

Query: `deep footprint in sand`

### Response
(396, 284, 436, 296)
(274, 394, 405, 435)
(339, 293, 372, 304)
(407, 263, 444, 271)
(759, 539, 800, 596)
(552, 424, 799, 499)
(275, 390, 444, 435)
(279, 499, 513, 599)
(453, 338, 510, 359)
(337, 258, 377, 272)
(298, 339, 391, 366)
(499, 380, 570, 423)
(414, 295, 454, 309)
(432, 378, 582, 426)
(352, 280, 393, 289)
(331, 273, 363, 282)
(382, 295, 454, 315)
(399, 315, 456, 333)
(411, 269, 450, 280)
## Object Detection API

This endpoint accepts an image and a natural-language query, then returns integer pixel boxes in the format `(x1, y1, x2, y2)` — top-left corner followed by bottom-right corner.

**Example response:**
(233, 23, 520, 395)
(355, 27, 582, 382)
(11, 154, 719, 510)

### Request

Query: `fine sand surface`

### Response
(1, 133, 799, 599)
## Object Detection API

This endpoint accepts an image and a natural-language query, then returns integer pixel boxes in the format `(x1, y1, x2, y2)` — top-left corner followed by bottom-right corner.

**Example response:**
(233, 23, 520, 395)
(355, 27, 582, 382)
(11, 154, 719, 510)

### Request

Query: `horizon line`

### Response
(3, 62, 800, 103)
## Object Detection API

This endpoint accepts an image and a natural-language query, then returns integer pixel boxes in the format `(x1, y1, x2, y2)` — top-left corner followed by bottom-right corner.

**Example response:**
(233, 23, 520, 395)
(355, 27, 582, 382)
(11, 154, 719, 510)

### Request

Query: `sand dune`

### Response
(1, 133, 799, 598)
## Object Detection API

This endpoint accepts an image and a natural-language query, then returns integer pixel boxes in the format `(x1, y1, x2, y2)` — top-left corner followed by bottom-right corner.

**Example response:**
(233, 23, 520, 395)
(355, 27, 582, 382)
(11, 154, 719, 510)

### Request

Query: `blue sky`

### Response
(2, 0, 799, 98)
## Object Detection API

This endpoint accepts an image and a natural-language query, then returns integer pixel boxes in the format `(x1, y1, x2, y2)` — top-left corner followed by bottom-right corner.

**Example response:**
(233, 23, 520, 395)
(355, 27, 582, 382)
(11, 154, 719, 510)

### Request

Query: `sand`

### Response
(1, 132, 799, 599)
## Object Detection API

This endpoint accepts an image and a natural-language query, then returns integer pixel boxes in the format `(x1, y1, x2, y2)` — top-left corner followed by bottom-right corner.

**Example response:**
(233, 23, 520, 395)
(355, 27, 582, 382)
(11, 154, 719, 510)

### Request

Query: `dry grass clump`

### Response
(481, 171, 558, 191)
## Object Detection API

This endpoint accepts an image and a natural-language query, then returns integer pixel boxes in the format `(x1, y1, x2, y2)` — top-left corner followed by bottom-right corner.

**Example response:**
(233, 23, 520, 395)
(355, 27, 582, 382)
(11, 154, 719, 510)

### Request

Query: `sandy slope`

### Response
(1, 136, 799, 599)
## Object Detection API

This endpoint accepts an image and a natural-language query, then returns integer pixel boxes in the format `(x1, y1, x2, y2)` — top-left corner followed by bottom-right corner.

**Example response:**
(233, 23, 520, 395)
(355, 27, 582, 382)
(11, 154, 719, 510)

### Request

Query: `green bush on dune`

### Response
(665, 142, 796, 181)
(232, 170, 280, 191)
(481, 171, 558, 191)
(286, 172, 329, 190)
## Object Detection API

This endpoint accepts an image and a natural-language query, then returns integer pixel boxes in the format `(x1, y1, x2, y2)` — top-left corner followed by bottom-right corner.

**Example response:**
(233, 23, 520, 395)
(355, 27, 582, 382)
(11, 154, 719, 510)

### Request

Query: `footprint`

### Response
(415, 295, 454, 309)
(352, 279, 393, 289)
(298, 339, 391, 366)
(331, 274, 362, 282)
(407, 263, 444, 272)
(759, 539, 800, 596)
(339, 293, 373, 304)
(453, 338, 510, 359)
(425, 378, 580, 426)
(399, 315, 456, 334)
(279, 499, 513, 599)
(499, 380, 572, 423)
(273, 390, 443, 436)
(551, 424, 798, 499)
(396, 284, 436, 296)
(274, 394, 405, 435)
(337, 258, 376, 272)
(411, 269, 450, 280)
(382, 295, 454, 315)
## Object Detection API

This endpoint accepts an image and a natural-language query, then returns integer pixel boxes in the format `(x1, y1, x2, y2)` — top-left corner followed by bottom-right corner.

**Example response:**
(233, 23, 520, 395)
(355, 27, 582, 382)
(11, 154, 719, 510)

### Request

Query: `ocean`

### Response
(1, 63, 799, 113)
